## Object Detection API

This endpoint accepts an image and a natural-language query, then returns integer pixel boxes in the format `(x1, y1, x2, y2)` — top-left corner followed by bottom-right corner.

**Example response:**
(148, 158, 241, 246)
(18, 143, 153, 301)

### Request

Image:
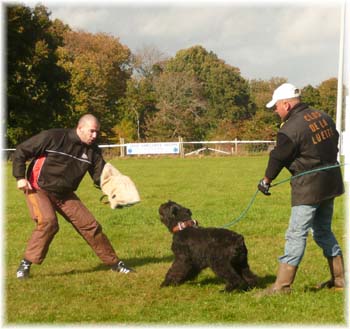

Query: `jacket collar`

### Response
(282, 102, 309, 123)
(68, 129, 82, 144)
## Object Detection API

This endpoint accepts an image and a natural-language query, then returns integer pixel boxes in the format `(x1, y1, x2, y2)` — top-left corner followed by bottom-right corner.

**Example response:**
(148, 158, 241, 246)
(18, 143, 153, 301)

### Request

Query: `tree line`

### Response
(6, 4, 339, 147)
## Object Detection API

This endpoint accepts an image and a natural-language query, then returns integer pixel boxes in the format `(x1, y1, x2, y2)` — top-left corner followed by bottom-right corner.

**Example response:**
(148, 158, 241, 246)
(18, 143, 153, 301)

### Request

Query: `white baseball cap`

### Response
(266, 83, 301, 108)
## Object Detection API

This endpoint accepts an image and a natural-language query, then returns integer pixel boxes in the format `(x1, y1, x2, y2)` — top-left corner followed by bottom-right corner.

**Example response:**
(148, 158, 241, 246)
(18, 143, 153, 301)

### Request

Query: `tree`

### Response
(249, 77, 287, 111)
(242, 77, 286, 139)
(113, 45, 165, 142)
(145, 71, 209, 141)
(317, 78, 338, 118)
(115, 77, 157, 141)
(6, 4, 71, 147)
(238, 110, 278, 141)
(165, 46, 254, 130)
(132, 45, 168, 79)
(58, 30, 132, 142)
(301, 85, 321, 108)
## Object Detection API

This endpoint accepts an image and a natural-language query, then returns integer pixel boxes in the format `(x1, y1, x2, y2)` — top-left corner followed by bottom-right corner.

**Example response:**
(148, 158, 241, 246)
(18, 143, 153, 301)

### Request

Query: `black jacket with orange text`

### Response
(12, 128, 105, 198)
(265, 103, 344, 206)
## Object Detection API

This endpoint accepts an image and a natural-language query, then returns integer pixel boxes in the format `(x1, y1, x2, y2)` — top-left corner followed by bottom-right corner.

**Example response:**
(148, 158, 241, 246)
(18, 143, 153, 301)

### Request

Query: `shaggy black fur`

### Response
(159, 200, 258, 292)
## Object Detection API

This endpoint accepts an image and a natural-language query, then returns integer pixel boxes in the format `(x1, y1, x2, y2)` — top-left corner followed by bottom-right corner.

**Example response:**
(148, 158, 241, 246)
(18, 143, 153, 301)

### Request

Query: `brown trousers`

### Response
(24, 189, 119, 266)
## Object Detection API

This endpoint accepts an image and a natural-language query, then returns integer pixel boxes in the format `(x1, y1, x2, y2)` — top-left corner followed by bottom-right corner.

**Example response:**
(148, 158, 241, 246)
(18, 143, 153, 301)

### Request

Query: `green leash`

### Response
(220, 163, 346, 229)
(270, 163, 344, 188)
(221, 190, 259, 228)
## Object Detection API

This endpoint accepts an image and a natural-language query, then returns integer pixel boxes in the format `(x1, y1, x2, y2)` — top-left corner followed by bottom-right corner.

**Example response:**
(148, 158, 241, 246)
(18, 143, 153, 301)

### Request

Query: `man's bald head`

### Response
(76, 114, 100, 145)
(77, 114, 100, 128)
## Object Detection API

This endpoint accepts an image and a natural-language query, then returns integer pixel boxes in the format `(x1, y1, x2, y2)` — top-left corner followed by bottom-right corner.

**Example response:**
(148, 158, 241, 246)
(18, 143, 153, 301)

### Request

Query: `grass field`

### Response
(4, 156, 347, 326)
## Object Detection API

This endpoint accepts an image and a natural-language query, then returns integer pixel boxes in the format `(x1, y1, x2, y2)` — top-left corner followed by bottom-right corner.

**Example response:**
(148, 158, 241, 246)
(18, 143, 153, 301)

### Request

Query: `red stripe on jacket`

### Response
(29, 155, 46, 190)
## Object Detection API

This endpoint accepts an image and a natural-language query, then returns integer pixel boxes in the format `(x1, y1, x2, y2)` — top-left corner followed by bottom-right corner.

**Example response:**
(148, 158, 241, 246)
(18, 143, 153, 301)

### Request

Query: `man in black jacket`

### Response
(13, 114, 133, 279)
(257, 83, 345, 295)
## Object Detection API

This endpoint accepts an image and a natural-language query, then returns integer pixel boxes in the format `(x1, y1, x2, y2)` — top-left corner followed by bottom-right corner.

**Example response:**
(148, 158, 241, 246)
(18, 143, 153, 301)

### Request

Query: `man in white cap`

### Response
(257, 83, 345, 295)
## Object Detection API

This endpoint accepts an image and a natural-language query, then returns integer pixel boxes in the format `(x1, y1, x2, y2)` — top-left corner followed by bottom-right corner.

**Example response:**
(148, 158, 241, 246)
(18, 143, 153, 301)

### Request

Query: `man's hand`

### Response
(17, 178, 32, 191)
(257, 179, 271, 196)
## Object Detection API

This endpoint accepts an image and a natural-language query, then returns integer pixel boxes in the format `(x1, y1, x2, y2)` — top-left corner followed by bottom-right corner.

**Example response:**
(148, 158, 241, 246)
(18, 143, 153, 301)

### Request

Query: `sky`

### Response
(43, 0, 345, 88)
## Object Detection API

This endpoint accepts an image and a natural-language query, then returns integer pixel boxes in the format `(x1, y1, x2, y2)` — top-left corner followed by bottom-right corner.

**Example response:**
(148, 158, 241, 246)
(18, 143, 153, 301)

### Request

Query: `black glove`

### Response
(257, 179, 271, 196)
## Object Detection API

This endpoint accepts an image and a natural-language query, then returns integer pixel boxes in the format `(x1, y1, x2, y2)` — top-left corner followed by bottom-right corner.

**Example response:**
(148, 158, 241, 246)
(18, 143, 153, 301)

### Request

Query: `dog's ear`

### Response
(170, 204, 178, 217)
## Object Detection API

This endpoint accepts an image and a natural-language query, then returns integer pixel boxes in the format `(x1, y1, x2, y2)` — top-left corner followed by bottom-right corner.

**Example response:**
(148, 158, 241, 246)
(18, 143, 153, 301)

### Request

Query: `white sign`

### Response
(126, 142, 180, 155)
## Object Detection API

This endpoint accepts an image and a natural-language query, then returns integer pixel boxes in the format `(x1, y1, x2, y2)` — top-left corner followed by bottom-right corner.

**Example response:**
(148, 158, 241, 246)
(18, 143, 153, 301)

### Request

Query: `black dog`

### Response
(159, 200, 258, 292)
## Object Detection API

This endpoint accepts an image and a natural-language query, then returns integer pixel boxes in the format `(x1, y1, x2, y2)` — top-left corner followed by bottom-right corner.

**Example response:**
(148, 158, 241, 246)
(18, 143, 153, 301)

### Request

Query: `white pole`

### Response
(344, 1, 350, 183)
(336, 2, 345, 160)
(342, 1, 349, 320)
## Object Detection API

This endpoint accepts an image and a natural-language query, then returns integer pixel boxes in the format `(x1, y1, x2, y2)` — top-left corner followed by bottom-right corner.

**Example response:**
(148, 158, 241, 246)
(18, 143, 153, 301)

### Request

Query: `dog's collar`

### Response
(172, 219, 198, 233)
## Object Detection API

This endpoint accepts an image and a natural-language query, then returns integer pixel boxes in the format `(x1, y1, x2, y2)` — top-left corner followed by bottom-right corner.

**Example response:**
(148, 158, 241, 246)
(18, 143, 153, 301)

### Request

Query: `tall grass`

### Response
(4, 156, 346, 325)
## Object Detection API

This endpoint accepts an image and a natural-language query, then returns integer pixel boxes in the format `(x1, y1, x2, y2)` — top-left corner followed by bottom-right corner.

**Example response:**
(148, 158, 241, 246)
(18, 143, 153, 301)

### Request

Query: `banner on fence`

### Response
(126, 142, 180, 155)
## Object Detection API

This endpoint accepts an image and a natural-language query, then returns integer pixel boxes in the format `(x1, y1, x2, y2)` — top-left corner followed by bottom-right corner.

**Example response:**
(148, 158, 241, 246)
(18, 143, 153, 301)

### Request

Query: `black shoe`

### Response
(16, 259, 31, 279)
(111, 261, 134, 274)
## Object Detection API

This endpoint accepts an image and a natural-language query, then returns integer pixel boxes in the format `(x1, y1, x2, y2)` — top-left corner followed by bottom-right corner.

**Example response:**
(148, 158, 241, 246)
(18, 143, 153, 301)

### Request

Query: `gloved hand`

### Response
(257, 179, 271, 196)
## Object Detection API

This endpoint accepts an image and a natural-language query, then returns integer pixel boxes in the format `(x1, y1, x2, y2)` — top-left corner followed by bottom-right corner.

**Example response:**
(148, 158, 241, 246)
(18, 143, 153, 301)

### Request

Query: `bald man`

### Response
(13, 114, 133, 279)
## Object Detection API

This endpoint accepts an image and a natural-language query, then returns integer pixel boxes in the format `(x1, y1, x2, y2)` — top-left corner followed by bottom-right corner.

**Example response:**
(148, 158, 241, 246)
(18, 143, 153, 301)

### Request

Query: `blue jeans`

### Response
(279, 198, 342, 266)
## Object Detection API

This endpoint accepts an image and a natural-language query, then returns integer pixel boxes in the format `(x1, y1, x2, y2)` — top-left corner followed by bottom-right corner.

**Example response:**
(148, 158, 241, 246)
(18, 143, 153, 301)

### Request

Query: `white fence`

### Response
(99, 139, 276, 157)
(3, 139, 276, 159)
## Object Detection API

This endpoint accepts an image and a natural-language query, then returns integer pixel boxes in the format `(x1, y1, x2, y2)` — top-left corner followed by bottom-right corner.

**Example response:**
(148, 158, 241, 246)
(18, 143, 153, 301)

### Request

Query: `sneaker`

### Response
(16, 259, 31, 279)
(111, 260, 134, 274)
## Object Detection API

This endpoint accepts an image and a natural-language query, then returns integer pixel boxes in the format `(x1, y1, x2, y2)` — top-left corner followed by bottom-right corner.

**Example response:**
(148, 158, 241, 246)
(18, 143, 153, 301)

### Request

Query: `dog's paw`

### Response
(161, 279, 182, 288)
(219, 288, 232, 294)
(160, 281, 169, 288)
(246, 278, 259, 288)
(224, 282, 249, 293)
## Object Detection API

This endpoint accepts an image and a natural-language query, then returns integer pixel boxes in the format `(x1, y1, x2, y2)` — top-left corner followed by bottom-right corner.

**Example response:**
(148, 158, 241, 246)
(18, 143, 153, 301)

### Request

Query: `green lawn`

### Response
(4, 156, 347, 325)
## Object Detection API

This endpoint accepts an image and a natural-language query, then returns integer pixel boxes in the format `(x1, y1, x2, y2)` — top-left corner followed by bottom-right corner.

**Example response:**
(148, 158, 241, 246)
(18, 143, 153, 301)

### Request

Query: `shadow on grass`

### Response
(302, 285, 344, 293)
(180, 274, 276, 290)
(127, 254, 173, 267)
(256, 274, 276, 288)
(42, 254, 174, 277)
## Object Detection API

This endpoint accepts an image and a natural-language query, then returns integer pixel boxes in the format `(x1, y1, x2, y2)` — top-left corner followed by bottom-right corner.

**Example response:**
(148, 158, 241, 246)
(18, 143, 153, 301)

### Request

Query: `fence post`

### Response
(120, 138, 125, 157)
(179, 136, 184, 158)
(234, 138, 238, 155)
